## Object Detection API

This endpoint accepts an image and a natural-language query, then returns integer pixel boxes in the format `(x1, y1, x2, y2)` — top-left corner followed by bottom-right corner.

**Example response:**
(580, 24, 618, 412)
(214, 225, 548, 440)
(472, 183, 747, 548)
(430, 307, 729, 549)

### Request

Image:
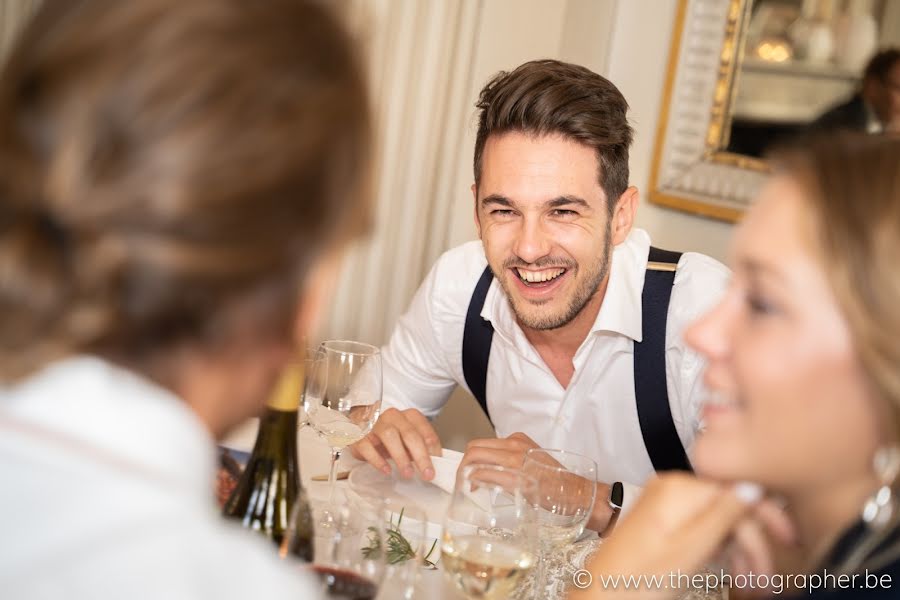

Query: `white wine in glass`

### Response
(306, 340, 382, 509)
(442, 464, 539, 600)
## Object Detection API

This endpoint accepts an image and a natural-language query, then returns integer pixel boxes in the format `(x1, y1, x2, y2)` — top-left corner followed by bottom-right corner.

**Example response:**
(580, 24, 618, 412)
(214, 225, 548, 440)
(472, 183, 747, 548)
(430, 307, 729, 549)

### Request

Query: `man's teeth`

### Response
(516, 268, 565, 283)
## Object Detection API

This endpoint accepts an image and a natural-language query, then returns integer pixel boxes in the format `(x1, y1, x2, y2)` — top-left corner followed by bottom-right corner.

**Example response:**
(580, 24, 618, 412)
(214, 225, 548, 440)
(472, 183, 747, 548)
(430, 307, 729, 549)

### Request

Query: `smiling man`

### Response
(350, 59, 729, 532)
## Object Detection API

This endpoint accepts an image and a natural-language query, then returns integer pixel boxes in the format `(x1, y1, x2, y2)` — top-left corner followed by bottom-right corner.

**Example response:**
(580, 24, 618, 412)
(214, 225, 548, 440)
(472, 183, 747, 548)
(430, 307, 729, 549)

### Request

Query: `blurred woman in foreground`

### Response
(573, 133, 900, 600)
(0, 1, 370, 598)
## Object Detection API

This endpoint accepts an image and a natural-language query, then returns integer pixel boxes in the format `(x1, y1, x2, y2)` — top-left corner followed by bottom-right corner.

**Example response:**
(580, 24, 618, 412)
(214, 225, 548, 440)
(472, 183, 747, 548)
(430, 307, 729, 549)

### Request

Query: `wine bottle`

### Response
(223, 359, 310, 556)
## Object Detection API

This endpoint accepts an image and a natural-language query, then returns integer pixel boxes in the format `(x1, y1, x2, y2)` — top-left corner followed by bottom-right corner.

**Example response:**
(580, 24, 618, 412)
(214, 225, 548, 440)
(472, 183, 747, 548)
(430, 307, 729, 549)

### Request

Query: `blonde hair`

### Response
(771, 133, 900, 572)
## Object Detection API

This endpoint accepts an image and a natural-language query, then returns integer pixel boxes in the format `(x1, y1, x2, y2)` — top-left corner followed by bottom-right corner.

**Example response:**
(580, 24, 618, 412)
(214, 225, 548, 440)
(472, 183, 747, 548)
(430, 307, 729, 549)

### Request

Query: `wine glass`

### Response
(441, 464, 539, 600)
(306, 340, 382, 510)
(371, 499, 428, 600)
(281, 496, 385, 599)
(298, 346, 325, 430)
(521, 448, 598, 596)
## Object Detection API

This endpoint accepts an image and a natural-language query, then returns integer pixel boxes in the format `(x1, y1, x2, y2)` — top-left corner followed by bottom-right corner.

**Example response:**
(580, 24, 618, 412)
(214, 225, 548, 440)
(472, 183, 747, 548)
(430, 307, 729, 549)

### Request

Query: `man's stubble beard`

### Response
(495, 220, 613, 331)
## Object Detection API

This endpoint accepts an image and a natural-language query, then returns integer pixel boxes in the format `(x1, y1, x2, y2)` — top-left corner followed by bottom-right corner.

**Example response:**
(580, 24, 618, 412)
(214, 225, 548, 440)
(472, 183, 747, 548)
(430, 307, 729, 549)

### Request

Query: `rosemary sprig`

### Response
(360, 507, 438, 568)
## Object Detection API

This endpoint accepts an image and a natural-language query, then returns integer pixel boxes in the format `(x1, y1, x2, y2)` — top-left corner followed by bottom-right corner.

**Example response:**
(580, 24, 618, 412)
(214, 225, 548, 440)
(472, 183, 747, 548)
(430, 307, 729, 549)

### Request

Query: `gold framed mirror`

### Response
(650, 0, 900, 222)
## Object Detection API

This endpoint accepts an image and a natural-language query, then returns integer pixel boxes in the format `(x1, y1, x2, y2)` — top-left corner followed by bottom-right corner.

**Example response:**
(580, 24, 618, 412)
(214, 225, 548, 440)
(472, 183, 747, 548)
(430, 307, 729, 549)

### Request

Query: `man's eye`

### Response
(491, 209, 515, 216)
(551, 209, 577, 217)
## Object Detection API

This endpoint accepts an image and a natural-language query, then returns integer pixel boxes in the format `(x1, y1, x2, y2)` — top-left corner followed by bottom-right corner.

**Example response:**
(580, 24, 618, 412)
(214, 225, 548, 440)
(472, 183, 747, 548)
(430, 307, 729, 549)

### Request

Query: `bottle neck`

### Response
(252, 406, 299, 462)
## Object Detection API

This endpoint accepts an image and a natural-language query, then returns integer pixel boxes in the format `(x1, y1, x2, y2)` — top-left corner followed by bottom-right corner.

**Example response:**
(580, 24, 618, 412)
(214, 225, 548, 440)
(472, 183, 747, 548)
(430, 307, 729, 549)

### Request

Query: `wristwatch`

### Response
(600, 481, 624, 538)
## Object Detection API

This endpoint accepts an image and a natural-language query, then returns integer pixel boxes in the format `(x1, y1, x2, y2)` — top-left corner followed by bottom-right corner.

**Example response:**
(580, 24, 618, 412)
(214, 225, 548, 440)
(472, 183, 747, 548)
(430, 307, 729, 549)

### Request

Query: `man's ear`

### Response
(610, 186, 639, 245)
(472, 183, 482, 239)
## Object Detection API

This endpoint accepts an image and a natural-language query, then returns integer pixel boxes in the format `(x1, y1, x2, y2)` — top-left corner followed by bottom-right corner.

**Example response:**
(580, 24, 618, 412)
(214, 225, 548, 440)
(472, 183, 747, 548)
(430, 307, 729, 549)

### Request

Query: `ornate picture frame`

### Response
(649, 0, 768, 223)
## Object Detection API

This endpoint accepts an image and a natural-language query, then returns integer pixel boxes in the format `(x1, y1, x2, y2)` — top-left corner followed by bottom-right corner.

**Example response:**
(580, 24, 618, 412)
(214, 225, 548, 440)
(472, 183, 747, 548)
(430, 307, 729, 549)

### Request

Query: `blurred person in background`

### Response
(811, 48, 900, 134)
(572, 133, 900, 599)
(0, 1, 370, 598)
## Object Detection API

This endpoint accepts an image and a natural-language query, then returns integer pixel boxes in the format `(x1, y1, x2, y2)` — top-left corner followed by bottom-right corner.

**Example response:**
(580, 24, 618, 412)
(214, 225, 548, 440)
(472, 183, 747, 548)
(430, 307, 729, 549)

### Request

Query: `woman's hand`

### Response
(569, 474, 761, 600)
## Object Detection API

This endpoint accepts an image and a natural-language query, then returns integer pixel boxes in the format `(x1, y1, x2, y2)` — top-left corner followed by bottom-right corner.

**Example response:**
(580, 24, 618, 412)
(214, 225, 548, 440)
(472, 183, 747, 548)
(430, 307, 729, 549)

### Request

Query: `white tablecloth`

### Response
(223, 420, 467, 599)
(222, 420, 724, 600)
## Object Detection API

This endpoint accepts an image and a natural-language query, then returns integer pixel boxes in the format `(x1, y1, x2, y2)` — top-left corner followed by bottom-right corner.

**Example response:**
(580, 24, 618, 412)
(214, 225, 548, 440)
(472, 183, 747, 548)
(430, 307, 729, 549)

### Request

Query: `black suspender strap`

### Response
(462, 266, 495, 424)
(634, 247, 693, 472)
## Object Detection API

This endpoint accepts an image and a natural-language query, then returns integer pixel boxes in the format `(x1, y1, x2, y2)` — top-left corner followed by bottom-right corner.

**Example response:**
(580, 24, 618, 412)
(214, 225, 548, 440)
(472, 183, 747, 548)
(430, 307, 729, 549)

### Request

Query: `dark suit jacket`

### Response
(809, 93, 869, 133)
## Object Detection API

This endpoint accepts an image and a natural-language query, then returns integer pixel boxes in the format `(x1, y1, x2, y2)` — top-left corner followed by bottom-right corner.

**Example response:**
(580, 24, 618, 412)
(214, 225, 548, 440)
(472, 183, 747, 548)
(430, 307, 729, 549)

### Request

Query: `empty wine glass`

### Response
(522, 448, 597, 596)
(306, 340, 382, 514)
(441, 464, 539, 600)
(298, 346, 325, 430)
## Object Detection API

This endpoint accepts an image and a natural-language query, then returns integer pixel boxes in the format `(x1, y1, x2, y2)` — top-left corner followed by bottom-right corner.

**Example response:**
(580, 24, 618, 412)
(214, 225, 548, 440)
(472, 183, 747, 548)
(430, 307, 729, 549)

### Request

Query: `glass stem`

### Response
(534, 549, 548, 598)
(327, 448, 342, 505)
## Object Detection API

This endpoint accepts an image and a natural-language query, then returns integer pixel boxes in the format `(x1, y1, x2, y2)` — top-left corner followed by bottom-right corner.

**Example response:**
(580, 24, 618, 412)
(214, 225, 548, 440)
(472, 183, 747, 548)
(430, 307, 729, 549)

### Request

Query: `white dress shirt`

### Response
(0, 356, 321, 600)
(382, 229, 729, 508)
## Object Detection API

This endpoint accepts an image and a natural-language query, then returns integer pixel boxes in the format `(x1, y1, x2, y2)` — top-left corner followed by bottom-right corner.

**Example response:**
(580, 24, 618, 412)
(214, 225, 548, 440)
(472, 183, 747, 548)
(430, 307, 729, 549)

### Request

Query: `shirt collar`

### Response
(482, 228, 651, 347)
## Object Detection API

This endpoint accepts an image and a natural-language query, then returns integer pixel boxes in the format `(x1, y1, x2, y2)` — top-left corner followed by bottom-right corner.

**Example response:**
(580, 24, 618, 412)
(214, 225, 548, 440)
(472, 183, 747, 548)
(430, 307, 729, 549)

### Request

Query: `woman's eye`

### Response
(747, 293, 776, 316)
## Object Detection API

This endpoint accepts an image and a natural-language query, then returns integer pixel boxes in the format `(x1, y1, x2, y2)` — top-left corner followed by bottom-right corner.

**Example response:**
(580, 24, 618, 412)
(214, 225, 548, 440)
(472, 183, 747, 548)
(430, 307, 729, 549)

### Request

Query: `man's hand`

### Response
(349, 408, 442, 480)
(461, 433, 615, 532)
(458, 432, 539, 471)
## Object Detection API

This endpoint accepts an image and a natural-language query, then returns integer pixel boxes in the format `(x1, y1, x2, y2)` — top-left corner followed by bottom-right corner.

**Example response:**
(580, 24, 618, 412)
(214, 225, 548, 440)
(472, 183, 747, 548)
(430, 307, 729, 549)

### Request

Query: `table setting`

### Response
(219, 339, 726, 600)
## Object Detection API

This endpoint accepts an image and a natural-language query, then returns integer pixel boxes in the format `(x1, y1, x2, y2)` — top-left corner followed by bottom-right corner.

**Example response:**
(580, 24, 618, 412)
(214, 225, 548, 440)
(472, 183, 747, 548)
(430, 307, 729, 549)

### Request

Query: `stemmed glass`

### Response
(281, 498, 385, 599)
(305, 340, 382, 510)
(298, 346, 325, 430)
(279, 496, 425, 600)
(441, 464, 539, 599)
(521, 448, 598, 596)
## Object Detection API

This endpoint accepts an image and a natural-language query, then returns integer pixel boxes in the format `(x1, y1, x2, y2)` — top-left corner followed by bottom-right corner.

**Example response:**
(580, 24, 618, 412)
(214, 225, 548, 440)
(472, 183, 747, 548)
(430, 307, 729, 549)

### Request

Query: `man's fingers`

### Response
(402, 409, 443, 457)
(389, 418, 435, 480)
(460, 447, 523, 470)
(376, 426, 414, 477)
(352, 436, 391, 475)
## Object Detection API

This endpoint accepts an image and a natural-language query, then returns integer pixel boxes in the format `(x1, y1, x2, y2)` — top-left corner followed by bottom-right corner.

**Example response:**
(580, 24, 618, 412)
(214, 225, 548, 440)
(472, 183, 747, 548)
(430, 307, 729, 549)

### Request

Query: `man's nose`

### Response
(512, 217, 551, 264)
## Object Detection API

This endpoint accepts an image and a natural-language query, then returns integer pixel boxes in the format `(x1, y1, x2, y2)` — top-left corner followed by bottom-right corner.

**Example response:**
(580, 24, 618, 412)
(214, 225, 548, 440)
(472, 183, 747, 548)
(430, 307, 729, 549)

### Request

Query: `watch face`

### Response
(610, 481, 624, 508)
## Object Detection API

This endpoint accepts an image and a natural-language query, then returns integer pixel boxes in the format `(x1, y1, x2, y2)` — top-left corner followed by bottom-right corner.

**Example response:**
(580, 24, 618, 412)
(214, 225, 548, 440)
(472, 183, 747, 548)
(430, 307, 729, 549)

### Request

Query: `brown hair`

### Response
(864, 47, 900, 82)
(473, 59, 633, 215)
(0, 0, 371, 381)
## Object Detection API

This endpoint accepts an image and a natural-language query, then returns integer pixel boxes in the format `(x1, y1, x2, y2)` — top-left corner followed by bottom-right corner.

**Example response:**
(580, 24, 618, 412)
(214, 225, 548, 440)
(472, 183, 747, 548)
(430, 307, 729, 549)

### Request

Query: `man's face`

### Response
(475, 132, 614, 331)
(866, 61, 900, 129)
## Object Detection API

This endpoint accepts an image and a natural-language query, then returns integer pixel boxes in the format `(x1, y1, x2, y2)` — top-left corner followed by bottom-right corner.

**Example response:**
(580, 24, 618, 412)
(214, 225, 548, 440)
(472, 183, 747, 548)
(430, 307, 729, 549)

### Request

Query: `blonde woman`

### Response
(573, 133, 900, 599)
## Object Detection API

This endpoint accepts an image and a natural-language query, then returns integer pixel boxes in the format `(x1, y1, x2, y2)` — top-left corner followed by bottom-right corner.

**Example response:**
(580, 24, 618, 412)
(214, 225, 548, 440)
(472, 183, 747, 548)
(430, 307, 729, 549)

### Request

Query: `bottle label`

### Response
(266, 361, 304, 411)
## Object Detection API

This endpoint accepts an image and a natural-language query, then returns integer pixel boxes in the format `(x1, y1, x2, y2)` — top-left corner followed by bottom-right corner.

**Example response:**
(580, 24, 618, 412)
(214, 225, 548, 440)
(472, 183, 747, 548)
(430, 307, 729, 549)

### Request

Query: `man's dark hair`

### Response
(864, 47, 900, 82)
(473, 59, 633, 216)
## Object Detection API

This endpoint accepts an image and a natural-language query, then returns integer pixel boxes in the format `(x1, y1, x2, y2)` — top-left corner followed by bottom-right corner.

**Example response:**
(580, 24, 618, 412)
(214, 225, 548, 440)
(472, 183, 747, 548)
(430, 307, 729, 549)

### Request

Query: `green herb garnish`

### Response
(360, 507, 438, 568)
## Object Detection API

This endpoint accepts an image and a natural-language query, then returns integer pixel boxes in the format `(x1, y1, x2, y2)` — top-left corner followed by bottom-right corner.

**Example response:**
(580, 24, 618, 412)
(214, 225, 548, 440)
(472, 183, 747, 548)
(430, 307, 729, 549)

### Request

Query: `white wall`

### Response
(607, 0, 735, 262)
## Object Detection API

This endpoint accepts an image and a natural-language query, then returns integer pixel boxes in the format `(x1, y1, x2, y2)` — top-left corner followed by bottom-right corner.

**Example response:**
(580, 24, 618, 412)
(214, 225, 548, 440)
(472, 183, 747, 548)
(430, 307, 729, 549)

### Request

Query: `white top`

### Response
(382, 229, 729, 507)
(0, 356, 321, 600)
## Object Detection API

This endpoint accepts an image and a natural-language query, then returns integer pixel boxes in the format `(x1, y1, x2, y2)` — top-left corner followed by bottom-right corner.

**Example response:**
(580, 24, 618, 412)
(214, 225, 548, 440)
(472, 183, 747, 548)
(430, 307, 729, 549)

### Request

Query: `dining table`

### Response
(221, 419, 725, 600)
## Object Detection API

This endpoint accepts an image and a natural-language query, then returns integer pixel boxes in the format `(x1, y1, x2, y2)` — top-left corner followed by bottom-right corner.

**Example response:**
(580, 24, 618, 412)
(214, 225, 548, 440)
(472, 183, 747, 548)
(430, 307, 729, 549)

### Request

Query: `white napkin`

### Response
(428, 448, 464, 495)
(428, 449, 496, 512)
